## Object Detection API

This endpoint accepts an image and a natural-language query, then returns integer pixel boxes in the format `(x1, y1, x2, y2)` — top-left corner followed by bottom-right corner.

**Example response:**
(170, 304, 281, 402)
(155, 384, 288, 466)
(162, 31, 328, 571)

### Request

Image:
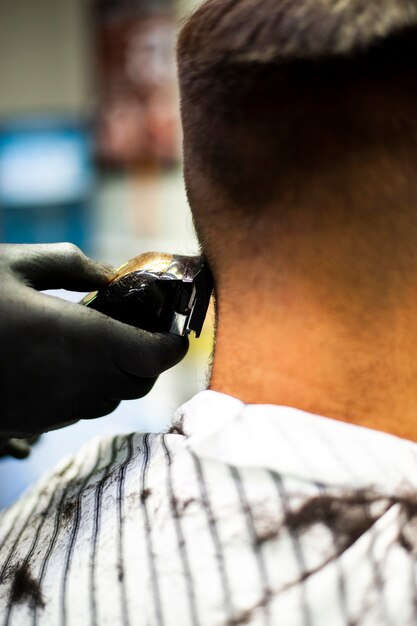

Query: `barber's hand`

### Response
(0, 436, 40, 459)
(0, 243, 188, 438)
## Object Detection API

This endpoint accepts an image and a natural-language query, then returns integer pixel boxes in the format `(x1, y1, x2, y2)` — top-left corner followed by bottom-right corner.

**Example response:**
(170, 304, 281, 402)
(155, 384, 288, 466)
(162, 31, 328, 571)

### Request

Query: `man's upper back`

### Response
(1, 391, 417, 626)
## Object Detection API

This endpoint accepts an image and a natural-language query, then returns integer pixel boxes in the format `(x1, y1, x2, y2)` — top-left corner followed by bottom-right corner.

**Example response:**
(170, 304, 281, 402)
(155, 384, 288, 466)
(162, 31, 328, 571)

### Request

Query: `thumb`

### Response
(98, 313, 190, 377)
(7, 243, 113, 291)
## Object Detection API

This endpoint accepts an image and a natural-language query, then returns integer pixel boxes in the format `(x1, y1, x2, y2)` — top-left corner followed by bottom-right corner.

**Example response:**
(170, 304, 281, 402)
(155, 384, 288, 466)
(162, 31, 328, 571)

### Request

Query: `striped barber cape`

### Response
(1, 390, 417, 626)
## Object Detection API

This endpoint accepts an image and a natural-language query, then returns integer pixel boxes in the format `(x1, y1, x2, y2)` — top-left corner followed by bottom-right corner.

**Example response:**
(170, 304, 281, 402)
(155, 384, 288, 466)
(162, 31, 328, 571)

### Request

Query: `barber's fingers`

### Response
(0, 438, 31, 459)
(75, 398, 121, 421)
(78, 379, 157, 421)
(105, 319, 190, 378)
(103, 372, 158, 401)
(39, 290, 189, 378)
(2, 243, 113, 291)
(61, 300, 190, 377)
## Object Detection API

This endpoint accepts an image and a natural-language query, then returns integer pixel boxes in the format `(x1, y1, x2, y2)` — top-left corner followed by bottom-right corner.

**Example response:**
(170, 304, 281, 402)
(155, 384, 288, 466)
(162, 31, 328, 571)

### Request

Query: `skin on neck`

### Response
(207, 159, 417, 443)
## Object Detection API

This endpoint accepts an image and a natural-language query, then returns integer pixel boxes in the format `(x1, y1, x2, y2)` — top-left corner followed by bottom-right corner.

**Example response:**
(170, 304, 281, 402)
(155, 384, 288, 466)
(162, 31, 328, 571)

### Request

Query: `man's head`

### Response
(177, 0, 417, 289)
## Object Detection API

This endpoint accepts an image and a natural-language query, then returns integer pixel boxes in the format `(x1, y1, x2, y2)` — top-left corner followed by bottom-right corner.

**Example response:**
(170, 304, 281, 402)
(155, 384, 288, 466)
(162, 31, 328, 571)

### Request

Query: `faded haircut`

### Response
(177, 0, 417, 219)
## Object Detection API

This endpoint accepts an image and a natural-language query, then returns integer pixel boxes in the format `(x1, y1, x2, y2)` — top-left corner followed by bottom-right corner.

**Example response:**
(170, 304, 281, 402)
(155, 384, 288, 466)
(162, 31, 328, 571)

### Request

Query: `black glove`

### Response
(0, 437, 32, 459)
(0, 243, 188, 439)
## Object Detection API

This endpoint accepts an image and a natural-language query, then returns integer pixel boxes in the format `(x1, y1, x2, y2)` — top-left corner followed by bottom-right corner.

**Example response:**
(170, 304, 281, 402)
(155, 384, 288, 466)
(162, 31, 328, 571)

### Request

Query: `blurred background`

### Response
(0, 0, 213, 507)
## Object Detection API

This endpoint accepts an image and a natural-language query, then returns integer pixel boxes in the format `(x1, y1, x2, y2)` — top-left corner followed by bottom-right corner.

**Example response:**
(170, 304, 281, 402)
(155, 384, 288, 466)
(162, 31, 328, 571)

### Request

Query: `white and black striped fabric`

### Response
(2, 390, 417, 625)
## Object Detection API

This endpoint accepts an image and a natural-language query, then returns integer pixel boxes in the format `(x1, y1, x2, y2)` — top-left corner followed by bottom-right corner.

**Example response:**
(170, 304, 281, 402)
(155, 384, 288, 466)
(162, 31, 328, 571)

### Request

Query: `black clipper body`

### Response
(81, 253, 213, 337)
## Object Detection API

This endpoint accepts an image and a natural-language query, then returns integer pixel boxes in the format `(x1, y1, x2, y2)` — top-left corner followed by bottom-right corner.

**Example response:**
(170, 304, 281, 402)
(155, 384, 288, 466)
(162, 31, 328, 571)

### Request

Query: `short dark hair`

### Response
(177, 0, 417, 219)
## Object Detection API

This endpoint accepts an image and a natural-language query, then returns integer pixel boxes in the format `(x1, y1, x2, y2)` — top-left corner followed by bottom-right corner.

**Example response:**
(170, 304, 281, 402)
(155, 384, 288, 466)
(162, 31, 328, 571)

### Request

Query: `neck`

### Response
(209, 215, 417, 442)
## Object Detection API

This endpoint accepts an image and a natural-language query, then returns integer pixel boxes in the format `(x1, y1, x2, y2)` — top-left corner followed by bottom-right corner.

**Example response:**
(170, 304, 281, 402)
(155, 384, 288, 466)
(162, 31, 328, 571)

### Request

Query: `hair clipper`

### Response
(80, 253, 213, 337)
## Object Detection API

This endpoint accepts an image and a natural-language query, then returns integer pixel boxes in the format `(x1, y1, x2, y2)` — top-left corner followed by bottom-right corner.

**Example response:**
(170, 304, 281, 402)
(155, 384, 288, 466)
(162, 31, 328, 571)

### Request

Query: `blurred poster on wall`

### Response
(94, 0, 180, 167)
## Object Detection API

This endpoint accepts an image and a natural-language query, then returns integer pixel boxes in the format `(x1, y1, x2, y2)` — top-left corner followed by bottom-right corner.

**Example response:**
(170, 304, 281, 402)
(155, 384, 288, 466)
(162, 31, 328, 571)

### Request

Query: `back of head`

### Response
(177, 0, 417, 278)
